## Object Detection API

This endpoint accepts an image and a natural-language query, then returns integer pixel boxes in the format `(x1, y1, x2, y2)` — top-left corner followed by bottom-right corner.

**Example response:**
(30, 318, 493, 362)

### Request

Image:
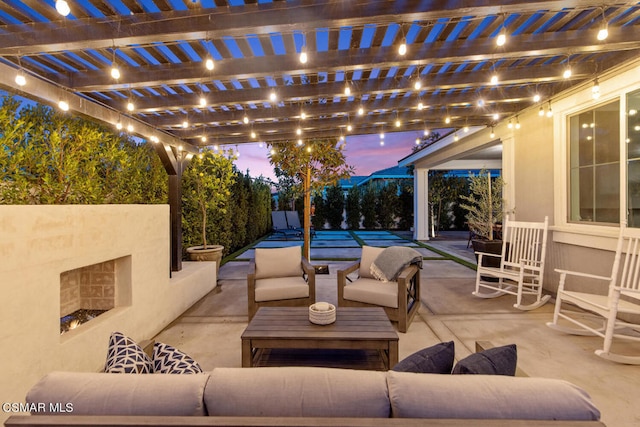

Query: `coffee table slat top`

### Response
(242, 307, 398, 341)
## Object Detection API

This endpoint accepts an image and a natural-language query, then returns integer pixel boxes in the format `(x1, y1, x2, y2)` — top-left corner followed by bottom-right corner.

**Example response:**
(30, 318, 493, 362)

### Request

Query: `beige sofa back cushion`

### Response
(359, 246, 385, 279)
(387, 372, 601, 421)
(205, 367, 390, 418)
(255, 246, 302, 279)
(26, 371, 209, 416)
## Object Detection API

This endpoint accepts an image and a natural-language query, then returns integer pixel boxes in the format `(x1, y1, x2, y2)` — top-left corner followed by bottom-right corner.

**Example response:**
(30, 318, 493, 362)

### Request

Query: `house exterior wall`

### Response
(0, 205, 216, 423)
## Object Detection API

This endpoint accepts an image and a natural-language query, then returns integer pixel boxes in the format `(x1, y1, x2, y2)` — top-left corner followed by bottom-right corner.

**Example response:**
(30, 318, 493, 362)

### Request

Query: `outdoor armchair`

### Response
(337, 246, 421, 333)
(247, 246, 315, 320)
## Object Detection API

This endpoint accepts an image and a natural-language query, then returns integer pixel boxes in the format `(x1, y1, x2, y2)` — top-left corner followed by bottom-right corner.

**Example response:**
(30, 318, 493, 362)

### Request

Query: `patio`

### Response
(154, 230, 637, 427)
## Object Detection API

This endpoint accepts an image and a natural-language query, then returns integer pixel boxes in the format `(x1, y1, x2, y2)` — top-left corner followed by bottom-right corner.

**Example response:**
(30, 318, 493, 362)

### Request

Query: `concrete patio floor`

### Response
(154, 231, 638, 427)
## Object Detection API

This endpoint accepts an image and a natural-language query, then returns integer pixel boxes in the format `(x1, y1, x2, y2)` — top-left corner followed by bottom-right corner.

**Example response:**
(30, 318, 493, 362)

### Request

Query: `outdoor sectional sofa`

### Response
(6, 366, 603, 426)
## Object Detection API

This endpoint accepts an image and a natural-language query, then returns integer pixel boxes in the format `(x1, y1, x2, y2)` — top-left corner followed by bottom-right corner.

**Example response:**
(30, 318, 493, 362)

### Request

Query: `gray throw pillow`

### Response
(392, 341, 455, 374)
(452, 344, 517, 376)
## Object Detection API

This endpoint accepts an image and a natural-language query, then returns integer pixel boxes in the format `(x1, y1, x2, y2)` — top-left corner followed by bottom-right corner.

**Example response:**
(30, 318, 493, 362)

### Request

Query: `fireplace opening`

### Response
(60, 256, 130, 335)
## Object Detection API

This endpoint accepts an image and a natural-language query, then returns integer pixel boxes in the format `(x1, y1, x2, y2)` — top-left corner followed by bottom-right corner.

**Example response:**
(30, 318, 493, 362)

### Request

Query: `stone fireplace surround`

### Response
(0, 205, 216, 425)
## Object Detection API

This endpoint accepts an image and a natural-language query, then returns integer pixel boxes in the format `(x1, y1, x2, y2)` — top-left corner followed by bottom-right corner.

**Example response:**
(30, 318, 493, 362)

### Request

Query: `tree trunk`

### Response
(303, 166, 311, 260)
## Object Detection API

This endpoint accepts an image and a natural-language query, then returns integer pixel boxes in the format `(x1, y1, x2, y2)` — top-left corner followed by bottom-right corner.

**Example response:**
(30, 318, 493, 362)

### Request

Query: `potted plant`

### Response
(459, 169, 505, 259)
(182, 149, 235, 275)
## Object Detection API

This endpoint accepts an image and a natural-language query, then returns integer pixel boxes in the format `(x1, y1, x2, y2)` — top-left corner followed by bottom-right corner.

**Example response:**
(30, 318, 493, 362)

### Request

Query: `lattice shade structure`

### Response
(0, 1, 639, 151)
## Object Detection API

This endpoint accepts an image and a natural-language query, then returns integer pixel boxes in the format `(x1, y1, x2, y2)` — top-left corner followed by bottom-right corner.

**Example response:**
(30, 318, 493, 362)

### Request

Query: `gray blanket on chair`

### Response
(370, 246, 423, 282)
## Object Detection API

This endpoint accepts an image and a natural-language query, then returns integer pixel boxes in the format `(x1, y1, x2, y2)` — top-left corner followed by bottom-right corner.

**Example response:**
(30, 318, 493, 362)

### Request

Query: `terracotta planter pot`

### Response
(186, 245, 224, 276)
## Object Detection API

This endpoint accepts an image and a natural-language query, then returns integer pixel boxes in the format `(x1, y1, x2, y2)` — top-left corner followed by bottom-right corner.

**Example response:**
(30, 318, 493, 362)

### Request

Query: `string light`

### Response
(58, 100, 69, 111)
(539, 105, 545, 116)
(127, 124, 134, 132)
(299, 45, 308, 64)
(126, 100, 134, 112)
(199, 96, 207, 107)
(205, 57, 214, 71)
(515, 116, 521, 129)
(597, 7, 609, 41)
(269, 91, 277, 102)
(344, 82, 351, 96)
(445, 116, 451, 124)
(116, 120, 122, 130)
(15, 70, 26, 86)
(398, 37, 407, 55)
(490, 126, 495, 138)
(546, 101, 553, 118)
(592, 77, 601, 100)
(533, 94, 541, 103)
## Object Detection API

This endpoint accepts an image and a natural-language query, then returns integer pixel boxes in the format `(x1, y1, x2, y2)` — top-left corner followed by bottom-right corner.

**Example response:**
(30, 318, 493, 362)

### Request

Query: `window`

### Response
(568, 100, 620, 224)
(627, 89, 640, 227)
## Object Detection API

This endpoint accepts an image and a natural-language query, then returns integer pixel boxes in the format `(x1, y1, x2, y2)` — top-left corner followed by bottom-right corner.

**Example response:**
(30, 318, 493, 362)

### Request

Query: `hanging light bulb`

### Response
(182, 120, 189, 128)
(306, 146, 311, 153)
(395, 119, 401, 127)
(414, 80, 422, 90)
(417, 102, 424, 110)
(477, 99, 485, 107)
(415, 138, 420, 145)
(270, 148, 275, 155)
(515, 117, 521, 129)
(55, 0, 71, 17)
(58, 100, 69, 111)
(454, 133, 459, 141)
(127, 124, 134, 132)
(116, 120, 123, 130)
(297, 139, 303, 146)
(463, 125, 470, 133)
(592, 77, 601, 100)
(15, 71, 26, 86)
(250, 131, 257, 139)
(243, 115, 249, 124)
(445, 116, 451, 124)
(301, 111, 306, 120)
(508, 120, 513, 129)
(199, 96, 206, 107)
(205, 57, 214, 71)
(490, 127, 496, 138)
(259, 142, 264, 148)
(201, 136, 207, 142)
(269, 91, 277, 102)
(496, 29, 507, 47)
(563, 66, 572, 79)
(380, 132, 385, 139)
(110, 62, 120, 80)
(423, 129, 429, 136)
(490, 73, 499, 85)
(539, 105, 545, 116)
(533, 94, 541, 103)
(597, 18, 609, 41)
(296, 127, 302, 135)
(347, 124, 353, 132)
(344, 83, 351, 96)
(358, 106, 364, 116)
(299, 46, 308, 64)
(492, 112, 500, 120)
(398, 37, 407, 55)
(546, 102, 553, 118)
(126, 100, 134, 111)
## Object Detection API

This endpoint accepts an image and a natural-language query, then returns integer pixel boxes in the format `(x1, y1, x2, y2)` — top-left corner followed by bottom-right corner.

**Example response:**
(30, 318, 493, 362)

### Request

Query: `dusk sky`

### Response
(231, 130, 435, 181)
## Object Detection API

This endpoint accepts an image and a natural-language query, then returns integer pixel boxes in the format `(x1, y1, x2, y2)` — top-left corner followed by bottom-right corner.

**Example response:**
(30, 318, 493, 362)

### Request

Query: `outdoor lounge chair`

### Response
(285, 210, 316, 237)
(546, 226, 640, 364)
(473, 216, 550, 310)
(247, 246, 316, 320)
(271, 211, 301, 240)
(337, 246, 421, 333)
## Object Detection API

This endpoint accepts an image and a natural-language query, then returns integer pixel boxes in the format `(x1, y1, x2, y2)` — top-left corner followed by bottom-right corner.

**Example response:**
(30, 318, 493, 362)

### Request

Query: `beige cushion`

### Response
(343, 277, 398, 308)
(255, 246, 302, 279)
(255, 277, 309, 302)
(205, 367, 390, 418)
(26, 371, 209, 416)
(359, 246, 385, 279)
(386, 371, 601, 421)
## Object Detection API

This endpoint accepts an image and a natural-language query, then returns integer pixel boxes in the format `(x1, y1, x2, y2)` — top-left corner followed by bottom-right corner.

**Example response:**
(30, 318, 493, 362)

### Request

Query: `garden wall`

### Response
(0, 205, 216, 423)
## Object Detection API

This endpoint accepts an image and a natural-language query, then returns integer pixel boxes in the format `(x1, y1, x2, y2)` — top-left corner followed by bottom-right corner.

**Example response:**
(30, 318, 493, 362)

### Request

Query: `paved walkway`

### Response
(154, 230, 638, 427)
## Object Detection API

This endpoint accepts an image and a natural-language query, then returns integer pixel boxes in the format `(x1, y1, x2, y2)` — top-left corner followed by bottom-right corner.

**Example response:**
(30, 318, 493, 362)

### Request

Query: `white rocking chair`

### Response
(546, 226, 640, 364)
(473, 216, 550, 310)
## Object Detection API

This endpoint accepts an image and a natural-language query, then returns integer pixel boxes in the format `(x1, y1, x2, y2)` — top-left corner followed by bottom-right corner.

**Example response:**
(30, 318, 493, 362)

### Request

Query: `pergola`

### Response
(1, 0, 640, 269)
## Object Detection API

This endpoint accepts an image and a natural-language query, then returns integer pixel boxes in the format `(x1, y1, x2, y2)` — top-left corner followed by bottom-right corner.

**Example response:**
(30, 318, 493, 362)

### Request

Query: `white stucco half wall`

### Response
(0, 205, 216, 422)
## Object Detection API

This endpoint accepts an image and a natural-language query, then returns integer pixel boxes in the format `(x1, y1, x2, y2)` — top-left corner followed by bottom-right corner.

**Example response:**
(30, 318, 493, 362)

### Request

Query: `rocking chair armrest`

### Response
(475, 251, 503, 259)
(554, 268, 611, 282)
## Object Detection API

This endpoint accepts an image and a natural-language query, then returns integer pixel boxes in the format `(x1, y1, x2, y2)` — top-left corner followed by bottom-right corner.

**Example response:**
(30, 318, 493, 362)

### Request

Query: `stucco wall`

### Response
(0, 205, 216, 422)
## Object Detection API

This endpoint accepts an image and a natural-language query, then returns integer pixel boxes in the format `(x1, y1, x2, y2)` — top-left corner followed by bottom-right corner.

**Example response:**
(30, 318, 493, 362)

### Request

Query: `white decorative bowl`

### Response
(309, 302, 336, 325)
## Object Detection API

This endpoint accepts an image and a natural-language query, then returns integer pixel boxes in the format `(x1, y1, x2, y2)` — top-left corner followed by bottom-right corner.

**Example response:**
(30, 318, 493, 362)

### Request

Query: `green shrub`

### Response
(345, 185, 361, 229)
(325, 185, 344, 229)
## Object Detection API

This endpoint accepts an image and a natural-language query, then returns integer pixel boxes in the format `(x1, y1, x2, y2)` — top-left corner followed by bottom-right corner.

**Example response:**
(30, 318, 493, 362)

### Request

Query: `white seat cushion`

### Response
(359, 246, 385, 279)
(255, 246, 302, 279)
(255, 276, 309, 302)
(343, 277, 398, 308)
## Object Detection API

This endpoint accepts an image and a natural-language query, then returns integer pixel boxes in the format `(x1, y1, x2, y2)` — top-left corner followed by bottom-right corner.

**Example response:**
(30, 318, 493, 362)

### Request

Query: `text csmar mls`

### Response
(2, 402, 74, 413)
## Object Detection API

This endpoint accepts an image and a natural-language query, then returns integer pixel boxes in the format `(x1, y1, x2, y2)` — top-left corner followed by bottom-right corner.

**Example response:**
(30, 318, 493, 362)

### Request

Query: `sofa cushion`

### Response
(255, 247, 302, 279)
(104, 332, 154, 374)
(392, 341, 454, 374)
(452, 344, 517, 376)
(205, 367, 390, 418)
(254, 276, 309, 302)
(26, 371, 209, 416)
(343, 277, 398, 308)
(153, 342, 203, 374)
(387, 372, 601, 420)
(359, 246, 386, 279)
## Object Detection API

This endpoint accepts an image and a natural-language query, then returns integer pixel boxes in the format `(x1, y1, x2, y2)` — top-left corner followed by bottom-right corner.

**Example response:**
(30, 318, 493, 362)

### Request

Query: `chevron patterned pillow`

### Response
(104, 332, 154, 374)
(152, 342, 203, 374)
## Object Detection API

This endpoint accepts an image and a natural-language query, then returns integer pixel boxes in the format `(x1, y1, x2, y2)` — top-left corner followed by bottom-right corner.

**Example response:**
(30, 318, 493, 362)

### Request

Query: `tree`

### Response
(345, 185, 361, 229)
(325, 185, 345, 229)
(311, 191, 326, 229)
(361, 185, 378, 229)
(268, 138, 352, 259)
(376, 182, 399, 229)
(397, 183, 414, 230)
(459, 169, 505, 241)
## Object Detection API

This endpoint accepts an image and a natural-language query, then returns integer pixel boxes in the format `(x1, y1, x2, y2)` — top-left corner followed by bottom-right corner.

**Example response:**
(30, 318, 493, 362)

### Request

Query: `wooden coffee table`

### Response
(241, 307, 399, 370)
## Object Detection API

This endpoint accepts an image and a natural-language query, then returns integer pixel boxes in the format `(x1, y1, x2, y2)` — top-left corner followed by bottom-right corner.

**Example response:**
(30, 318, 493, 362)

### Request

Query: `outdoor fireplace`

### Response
(59, 256, 129, 334)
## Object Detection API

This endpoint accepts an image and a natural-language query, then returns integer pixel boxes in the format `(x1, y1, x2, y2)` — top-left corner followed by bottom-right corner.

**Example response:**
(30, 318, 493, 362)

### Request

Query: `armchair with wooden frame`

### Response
(247, 246, 315, 321)
(337, 246, 421, 333)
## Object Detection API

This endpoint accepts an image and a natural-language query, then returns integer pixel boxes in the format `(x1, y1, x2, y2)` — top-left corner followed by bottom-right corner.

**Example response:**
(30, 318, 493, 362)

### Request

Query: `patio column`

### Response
(414, 168, 430, 241)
